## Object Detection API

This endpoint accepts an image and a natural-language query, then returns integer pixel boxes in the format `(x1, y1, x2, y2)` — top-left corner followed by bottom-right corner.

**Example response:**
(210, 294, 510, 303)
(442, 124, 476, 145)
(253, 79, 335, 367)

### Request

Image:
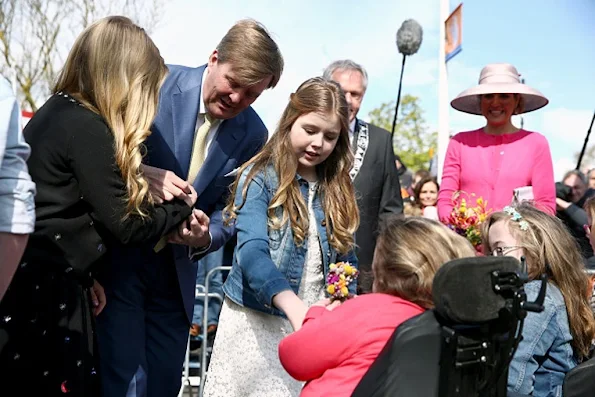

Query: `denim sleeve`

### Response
(508, 283, 558, 395)
(337, 248, 359, 294)
(234, 171, 292, 307)
(0, 82, 35, 234)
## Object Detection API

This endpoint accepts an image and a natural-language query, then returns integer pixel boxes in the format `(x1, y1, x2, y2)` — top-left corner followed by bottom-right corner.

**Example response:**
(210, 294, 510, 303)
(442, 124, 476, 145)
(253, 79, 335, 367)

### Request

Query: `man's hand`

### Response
(141, 164, 196, 206)
(556, 197, 571, 211)
(90, 280, 107, 316)
(168, 209, 210, 248)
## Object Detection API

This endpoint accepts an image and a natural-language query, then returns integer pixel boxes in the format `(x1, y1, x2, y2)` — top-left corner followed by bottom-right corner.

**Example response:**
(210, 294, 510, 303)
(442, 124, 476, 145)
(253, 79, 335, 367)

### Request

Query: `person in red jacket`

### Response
(278, 216, 476, 396)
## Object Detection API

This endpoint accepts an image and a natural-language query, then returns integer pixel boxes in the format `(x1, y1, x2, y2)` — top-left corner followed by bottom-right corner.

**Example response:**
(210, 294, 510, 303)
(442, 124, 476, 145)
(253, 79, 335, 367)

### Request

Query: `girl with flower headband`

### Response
(482, 203, 595, 396)
(279, 217, 476, 397)
(203, 77, 359, 397)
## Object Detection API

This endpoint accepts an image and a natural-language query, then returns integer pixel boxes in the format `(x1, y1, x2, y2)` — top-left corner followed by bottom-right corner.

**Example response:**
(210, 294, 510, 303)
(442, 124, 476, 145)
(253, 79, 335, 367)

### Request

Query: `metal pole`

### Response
(576, 110, 595, 170)
(437, 0, 450, 181)
(391, 54, 407, 138)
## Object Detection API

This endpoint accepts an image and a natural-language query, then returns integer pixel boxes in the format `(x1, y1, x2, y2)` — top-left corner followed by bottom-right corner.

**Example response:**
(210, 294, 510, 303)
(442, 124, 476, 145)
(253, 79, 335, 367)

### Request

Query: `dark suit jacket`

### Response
(352, 119, 403, 288)
(23, 94, 192, 273)
(139, 64, 268, 320)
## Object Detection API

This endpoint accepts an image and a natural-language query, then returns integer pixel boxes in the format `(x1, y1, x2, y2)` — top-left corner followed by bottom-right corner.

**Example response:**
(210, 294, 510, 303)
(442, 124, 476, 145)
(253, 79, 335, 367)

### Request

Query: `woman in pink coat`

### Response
(437, 63, 555, 221)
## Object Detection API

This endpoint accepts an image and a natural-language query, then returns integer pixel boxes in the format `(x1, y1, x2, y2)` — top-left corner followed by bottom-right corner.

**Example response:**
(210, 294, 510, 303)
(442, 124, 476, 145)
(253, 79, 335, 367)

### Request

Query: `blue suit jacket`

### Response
(144, 64, 268, 320)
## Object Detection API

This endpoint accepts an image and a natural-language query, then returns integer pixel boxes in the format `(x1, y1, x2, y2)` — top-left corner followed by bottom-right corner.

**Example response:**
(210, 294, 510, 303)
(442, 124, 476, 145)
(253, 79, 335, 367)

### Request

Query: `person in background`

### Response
(404, 176, 439, 220)
(437, 63, 555, 220)
(189, 246, 225, 339)
(556, 170, 595, 258)
(324, 60, 403, 293)
(483, 204, 595, 396)
(407, 169, 431, 200)
(587, 168, 595, 190)
(279, 217, 476, 397)
(581, 196, 595, 314)
(0, 76, 36, 302)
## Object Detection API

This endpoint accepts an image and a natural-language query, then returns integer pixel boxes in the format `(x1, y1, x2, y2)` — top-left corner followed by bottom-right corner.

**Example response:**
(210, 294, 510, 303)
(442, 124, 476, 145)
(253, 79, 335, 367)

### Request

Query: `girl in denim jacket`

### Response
(203, 77, 360, 397)
(482, 204, 595, 396)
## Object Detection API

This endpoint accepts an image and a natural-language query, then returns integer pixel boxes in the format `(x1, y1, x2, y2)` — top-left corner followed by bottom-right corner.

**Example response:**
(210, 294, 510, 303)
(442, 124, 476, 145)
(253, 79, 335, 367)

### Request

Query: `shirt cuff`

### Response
(188, 231, 213, 260)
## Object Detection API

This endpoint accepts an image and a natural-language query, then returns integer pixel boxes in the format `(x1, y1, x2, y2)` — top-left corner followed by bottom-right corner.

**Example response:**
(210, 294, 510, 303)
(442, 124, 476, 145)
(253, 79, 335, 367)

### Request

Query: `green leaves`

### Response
(368, 94, 437, 172)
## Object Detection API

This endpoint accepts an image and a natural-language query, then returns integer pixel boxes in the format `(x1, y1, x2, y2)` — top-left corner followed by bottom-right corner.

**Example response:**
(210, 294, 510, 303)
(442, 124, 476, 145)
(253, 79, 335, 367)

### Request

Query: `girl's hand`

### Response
(312, 298, 342, 311)
(273, 290, 308, 331)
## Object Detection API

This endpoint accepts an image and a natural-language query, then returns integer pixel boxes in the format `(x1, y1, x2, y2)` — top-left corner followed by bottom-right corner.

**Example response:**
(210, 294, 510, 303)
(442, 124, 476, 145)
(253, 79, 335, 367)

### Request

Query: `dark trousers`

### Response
(96, 248, 188, 397)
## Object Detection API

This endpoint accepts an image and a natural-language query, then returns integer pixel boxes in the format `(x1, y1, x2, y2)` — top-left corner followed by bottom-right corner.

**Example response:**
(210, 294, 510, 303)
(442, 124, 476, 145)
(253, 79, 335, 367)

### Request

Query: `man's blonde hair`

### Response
(216, 19, 283, 88)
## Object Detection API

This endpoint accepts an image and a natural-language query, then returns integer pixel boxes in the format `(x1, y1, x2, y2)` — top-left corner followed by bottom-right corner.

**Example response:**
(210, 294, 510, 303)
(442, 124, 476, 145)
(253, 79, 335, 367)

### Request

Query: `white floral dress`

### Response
(203, 183, 325, 397)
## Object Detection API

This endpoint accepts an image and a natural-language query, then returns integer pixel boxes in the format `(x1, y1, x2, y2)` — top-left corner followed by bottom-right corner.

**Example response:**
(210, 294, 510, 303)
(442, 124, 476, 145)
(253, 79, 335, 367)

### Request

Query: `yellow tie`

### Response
(153, 113, 214, 253)
(187, 113, 213, 184)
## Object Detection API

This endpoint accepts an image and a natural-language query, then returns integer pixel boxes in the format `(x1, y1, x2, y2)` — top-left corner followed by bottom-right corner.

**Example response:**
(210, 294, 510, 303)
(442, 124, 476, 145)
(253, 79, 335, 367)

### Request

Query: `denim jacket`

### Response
(508, 281, 577, 397)
(222, 165, 358, 317)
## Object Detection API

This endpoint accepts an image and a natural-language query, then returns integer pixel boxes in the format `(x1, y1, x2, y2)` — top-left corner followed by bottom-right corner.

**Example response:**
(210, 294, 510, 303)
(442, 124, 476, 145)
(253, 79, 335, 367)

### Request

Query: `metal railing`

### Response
(178, 265, 231, 397)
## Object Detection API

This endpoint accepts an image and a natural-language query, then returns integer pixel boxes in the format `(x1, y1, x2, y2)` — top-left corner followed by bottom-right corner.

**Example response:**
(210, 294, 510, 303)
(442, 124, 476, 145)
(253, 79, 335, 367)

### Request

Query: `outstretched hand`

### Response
(167, 209, 211, 248)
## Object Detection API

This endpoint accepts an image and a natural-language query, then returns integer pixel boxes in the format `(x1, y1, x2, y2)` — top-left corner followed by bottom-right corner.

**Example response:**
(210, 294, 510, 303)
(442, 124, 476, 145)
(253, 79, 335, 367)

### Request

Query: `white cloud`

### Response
(553, 157, 576, 182)
(539, 108, 593, 142)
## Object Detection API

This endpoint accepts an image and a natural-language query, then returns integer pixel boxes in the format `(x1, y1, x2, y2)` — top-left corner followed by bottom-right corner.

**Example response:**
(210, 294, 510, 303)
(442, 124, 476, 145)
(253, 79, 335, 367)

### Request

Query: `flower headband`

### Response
(503, 206, 529, 231)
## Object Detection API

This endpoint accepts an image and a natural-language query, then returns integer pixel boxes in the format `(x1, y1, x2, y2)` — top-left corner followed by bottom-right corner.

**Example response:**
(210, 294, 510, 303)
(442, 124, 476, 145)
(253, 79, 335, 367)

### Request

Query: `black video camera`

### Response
(556, 182, 572, 202)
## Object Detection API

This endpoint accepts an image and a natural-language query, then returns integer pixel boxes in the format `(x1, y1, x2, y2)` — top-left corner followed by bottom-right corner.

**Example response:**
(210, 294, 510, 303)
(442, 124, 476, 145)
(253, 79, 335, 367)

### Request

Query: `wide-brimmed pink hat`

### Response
(451, 63, 548, 115)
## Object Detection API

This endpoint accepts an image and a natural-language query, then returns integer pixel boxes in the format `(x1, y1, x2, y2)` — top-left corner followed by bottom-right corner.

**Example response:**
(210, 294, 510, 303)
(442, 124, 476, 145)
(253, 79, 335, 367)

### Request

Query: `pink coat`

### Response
(279, 294, 424, 397)
(437, 128, 556, 220)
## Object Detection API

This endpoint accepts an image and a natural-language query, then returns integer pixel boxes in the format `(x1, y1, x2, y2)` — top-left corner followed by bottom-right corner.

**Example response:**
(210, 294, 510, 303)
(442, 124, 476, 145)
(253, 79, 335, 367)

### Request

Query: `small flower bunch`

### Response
(326, 262, 359, 302)
(503, 206, 530, 231)
(444, 191, 492, 251)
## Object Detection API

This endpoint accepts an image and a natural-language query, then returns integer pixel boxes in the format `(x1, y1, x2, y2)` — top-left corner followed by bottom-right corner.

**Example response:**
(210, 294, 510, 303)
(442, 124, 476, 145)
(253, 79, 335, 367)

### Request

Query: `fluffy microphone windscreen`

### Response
(432, 256, 521, 323)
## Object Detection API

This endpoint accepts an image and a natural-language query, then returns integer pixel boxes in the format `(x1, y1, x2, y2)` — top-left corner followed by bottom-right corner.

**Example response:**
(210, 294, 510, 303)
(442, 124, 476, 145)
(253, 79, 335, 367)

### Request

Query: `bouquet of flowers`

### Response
(326, 262, 359, 302)
(444, 192, 492, 251)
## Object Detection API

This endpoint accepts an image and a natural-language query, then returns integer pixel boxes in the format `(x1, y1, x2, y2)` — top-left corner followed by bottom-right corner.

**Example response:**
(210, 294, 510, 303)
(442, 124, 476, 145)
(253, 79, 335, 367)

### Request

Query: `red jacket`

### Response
(279, 293, 424, 396)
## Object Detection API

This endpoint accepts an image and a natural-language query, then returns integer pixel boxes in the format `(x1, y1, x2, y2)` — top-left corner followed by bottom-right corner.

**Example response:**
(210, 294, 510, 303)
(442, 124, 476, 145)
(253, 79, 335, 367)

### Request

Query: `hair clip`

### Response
(503, 206, 529, 231)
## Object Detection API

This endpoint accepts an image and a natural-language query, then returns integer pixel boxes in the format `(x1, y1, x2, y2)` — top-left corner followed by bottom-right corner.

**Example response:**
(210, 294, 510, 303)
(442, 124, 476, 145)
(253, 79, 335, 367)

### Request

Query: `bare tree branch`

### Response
(1, 0, 163, 111)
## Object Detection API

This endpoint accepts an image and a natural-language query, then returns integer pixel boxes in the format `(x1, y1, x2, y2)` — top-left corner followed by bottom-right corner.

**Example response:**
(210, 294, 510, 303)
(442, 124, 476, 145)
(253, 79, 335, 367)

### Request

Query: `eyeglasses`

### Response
(490, 246, 523, 257)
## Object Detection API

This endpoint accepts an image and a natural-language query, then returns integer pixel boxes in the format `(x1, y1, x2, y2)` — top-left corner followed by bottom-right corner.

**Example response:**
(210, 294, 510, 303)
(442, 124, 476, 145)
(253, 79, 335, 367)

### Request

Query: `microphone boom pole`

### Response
(391, 54, 407, 138)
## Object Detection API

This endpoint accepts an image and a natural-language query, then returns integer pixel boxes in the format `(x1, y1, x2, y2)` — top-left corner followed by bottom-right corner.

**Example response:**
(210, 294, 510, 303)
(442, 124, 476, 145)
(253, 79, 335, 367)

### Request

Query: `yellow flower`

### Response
(327, 285, 335, 295)
(339, 274, 346, 280)
(344, 265, 353, 275)
(340, 287, 349, 296)
(329, 263, 337, 270)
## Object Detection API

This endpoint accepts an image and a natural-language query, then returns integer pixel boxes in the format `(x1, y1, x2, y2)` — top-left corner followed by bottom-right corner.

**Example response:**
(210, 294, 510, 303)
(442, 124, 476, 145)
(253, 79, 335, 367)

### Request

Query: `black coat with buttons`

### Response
(21, 93, 192, 273)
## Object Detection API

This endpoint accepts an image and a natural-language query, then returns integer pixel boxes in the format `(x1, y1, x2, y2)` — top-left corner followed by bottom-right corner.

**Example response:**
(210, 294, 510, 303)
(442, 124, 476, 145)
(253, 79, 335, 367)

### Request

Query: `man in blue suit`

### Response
(96, 19, 284, 397)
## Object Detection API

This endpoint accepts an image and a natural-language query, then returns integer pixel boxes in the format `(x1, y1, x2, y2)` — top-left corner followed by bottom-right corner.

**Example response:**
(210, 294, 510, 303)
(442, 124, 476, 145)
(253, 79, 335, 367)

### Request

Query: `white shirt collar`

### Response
(199, 67, 208, 115)
(349, 118, 356, 133)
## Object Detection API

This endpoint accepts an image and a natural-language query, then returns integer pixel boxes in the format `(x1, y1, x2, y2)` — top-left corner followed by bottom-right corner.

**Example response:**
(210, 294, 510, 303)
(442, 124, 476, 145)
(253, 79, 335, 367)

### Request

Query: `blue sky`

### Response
(152, 0, 595, 180)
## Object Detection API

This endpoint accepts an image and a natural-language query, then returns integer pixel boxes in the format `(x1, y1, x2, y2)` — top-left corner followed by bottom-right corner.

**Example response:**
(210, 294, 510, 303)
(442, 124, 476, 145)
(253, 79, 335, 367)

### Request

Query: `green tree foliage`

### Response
(367, 94, 437, 172)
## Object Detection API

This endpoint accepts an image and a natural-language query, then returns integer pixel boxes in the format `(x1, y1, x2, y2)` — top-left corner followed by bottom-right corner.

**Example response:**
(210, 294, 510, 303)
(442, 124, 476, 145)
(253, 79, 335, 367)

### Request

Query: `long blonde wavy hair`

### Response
(53, 16, 167, 218)
(224, 77, 359, 254)
(373, 217, 476, 308)
(482, 204, 595, 359)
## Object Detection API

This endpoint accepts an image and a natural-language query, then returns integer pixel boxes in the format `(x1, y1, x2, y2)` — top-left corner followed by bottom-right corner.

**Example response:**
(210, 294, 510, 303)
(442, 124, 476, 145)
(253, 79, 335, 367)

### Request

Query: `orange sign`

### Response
(445, 3, 463, 62)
